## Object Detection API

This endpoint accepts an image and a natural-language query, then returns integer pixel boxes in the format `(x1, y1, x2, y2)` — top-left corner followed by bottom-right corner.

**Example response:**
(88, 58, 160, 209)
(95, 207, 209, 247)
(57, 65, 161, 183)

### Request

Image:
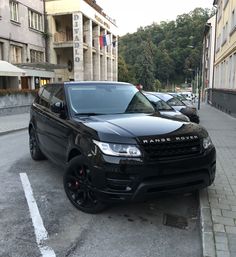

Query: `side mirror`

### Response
(51, 102, 65, 114)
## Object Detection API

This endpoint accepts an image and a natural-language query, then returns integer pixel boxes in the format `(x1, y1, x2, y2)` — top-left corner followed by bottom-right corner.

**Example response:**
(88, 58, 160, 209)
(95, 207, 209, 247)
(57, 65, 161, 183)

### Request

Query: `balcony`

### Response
(53, 30, 73, 48)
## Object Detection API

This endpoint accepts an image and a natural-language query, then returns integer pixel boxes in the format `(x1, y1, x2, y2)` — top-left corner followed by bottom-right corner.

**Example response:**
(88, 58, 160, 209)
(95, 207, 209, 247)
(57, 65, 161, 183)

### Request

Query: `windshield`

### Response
(167, 97, 185, 106)
(149, 93, 184, 106)
(145, 94, 173, 111)
(171, 93, 187, 101)
(67, 83, 155, 115)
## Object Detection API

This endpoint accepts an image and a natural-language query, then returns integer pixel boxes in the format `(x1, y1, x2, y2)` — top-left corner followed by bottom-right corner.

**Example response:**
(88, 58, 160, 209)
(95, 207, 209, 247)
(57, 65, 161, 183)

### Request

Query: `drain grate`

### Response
(163, 213, 188, 230)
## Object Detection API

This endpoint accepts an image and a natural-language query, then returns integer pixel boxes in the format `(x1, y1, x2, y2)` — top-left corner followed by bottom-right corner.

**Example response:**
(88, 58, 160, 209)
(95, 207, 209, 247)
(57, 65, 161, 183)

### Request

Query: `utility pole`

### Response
(197, 67, 201, 110)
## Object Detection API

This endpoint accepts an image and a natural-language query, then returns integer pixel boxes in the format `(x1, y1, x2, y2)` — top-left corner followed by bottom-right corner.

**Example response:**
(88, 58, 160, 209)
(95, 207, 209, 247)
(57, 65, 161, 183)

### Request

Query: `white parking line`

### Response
(20, 173, 56, 257)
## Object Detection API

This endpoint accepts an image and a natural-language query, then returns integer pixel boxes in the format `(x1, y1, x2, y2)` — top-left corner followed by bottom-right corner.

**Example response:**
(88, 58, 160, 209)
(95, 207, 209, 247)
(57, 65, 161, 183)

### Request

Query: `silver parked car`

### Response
(144, 92, 190, 122)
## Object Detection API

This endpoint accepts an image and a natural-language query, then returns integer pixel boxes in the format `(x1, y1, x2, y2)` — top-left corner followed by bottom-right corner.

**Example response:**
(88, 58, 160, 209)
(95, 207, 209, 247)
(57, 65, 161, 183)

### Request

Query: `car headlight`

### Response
(203, 136, 213, 150)
(93, 140, 141, 157)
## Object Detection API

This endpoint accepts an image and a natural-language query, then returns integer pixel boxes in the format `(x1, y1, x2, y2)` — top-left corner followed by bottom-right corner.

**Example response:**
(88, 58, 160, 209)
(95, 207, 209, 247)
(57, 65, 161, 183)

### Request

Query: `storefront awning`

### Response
(0, 61, 25, 77)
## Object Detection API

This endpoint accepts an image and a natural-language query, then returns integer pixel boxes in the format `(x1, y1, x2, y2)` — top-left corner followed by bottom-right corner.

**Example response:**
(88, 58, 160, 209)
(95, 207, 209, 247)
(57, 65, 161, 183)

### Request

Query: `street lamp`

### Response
(196, 67, 201, 110)
(187, 67, 201, 109)
(187, 44, 202, 110)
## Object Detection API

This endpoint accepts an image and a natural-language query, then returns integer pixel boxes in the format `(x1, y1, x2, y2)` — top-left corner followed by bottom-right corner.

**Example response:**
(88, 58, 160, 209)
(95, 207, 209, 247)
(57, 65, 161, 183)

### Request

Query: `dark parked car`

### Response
(144, 92, 190, 122)
(152, 92, 200, 123)
(29, 82, 215, 213)
(169, 92, 196, 108)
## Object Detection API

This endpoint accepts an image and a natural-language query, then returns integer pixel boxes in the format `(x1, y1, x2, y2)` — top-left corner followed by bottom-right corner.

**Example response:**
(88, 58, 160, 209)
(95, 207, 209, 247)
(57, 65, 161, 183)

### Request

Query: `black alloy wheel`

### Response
(64, 156, 107, 213)
(29, 128, 46, 160)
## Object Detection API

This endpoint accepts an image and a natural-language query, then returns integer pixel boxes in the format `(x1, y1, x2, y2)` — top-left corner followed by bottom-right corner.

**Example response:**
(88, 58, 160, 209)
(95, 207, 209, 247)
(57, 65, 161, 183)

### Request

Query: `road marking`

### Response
(20, 173, 56, 257)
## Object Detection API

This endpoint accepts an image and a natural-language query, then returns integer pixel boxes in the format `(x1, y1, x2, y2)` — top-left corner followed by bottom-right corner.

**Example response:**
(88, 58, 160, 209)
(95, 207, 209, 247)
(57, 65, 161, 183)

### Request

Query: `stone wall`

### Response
(208, 88, 236, 118)
(0, 91, 36, 115)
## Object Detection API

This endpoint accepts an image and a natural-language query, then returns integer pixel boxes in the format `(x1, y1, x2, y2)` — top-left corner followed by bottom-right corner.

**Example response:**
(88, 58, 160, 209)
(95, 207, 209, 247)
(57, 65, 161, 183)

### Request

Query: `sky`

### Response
(97, 0, 214, 35)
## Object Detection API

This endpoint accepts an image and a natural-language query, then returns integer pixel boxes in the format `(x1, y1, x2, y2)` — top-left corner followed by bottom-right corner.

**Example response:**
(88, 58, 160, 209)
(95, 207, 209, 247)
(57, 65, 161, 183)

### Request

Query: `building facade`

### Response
(202, 15, 216, 103)
(0, 0, 55, 89)
(212, 0, 236, 117)
(45, 0, 118, 82)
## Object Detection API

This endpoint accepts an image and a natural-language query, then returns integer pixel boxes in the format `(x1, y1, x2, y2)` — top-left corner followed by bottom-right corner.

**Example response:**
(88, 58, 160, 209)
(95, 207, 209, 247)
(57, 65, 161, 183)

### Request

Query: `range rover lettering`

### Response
(29, 82, 216, 213)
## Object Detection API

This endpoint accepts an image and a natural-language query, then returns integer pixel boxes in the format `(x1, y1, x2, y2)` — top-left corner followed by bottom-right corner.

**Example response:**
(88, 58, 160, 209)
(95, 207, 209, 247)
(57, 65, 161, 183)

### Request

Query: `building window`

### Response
(10, 1, 19, 22)
(0, 43, 3, 60)
(10, 45, 22, 63)
(217, 1, 222, 23)
(230, 10, 236, 34)
(223, 0, 229, 9)
(30, 50, 44, 63)
(28, 9, 43, 31)
(0, 4, 2, 20)
(232, 53, 236, 88)
(216, 33, 221, 53)
(222, 22, 228, 46)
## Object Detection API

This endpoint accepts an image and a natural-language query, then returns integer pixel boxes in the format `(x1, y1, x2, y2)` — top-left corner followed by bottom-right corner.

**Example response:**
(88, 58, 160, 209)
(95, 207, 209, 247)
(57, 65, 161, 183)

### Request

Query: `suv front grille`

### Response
(141, 138, 201, 160)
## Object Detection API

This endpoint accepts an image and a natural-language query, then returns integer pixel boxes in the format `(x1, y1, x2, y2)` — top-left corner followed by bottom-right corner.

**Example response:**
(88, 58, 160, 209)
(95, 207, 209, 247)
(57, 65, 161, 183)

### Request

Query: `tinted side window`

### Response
(50, 86, 65, 105)
(38, 85, 54, 108)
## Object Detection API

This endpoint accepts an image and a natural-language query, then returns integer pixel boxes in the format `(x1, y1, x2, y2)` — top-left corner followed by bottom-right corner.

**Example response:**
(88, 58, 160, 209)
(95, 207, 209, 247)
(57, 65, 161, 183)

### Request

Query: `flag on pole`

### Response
(105, 34, 111, 46)
(102, 35, 107, 46)
(99, 36, 104, 47)
(99, 34, 114, 47)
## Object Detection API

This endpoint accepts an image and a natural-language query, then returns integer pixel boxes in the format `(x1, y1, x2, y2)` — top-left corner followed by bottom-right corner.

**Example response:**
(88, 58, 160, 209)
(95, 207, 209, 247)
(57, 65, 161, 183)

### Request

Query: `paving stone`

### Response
(216, 250, 230, 257)
(213, 218, 234, 230)
(210, 203, 231, 211)
(228, 233, 236, 252)
(222, 210, 236, 219)
(215, 234, 228, 243)
(200, 189, 210, 208)
(214, 224, 225, 233)
(216, 243, 229, 251)
(212, 208, 222, 216)
(219, 199, 236, 206)
(225, 226, 236, 234)
(202, 232, 216, 257)
(210, 198, 220, 205)
(226, 196, 236, 201)
(215, 190, 234, 196)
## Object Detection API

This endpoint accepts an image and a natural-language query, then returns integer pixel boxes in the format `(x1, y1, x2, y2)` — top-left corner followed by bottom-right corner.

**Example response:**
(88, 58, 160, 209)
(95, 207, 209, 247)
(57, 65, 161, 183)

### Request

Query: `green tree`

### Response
(134, 42, 156, 90)
(118, 7, 213, 86)
(153, 79, 162, 91)
(118, 56, 130, 82)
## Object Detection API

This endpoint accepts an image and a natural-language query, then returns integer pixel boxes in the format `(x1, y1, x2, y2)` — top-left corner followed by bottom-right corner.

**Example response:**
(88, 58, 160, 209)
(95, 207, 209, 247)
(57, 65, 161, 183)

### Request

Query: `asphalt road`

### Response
(0, 130, 202, 257)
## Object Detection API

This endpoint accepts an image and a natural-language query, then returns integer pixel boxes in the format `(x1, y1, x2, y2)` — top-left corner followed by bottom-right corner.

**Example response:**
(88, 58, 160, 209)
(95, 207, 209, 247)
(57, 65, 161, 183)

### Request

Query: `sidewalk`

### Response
(199, 103, 236, 257)
(0, 112, 29, 135)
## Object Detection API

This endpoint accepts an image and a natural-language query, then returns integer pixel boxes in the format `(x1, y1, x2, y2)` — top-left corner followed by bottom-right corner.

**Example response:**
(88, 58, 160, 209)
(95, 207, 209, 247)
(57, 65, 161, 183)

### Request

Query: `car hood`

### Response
(72, 113, 206, 144)
(159, 111, 189, 122)
(172, 105, 197, 114)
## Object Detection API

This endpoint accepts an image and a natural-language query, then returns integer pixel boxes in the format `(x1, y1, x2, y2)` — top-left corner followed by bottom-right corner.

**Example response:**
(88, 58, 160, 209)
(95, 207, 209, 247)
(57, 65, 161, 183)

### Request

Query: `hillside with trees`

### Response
(118, 8, 214, 91)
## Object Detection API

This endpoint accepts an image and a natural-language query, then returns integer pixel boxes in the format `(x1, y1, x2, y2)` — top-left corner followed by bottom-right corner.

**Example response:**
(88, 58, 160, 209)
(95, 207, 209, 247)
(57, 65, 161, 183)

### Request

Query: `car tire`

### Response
(63, 156, 107, 214)
(29, 128, 46, 161)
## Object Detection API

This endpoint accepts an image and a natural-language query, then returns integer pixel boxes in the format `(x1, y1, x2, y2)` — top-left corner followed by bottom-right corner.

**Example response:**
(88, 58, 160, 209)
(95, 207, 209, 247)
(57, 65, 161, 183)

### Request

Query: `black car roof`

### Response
(63, 81, 133, 86)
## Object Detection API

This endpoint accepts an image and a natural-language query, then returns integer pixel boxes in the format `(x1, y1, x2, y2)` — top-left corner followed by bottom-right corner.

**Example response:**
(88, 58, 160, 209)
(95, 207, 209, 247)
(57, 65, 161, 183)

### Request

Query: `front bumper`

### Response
(88, 147, 216, 202)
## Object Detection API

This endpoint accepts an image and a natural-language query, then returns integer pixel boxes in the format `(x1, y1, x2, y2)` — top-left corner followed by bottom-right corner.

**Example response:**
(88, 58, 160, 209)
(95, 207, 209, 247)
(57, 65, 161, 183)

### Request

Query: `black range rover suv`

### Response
(29, 82, 216, 213)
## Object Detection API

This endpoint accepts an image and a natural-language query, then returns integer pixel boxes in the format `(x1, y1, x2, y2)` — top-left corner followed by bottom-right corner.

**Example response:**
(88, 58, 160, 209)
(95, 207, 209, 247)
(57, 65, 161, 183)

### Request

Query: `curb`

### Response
(199, 188, 216, 257)
(0, 127, 28, 136)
